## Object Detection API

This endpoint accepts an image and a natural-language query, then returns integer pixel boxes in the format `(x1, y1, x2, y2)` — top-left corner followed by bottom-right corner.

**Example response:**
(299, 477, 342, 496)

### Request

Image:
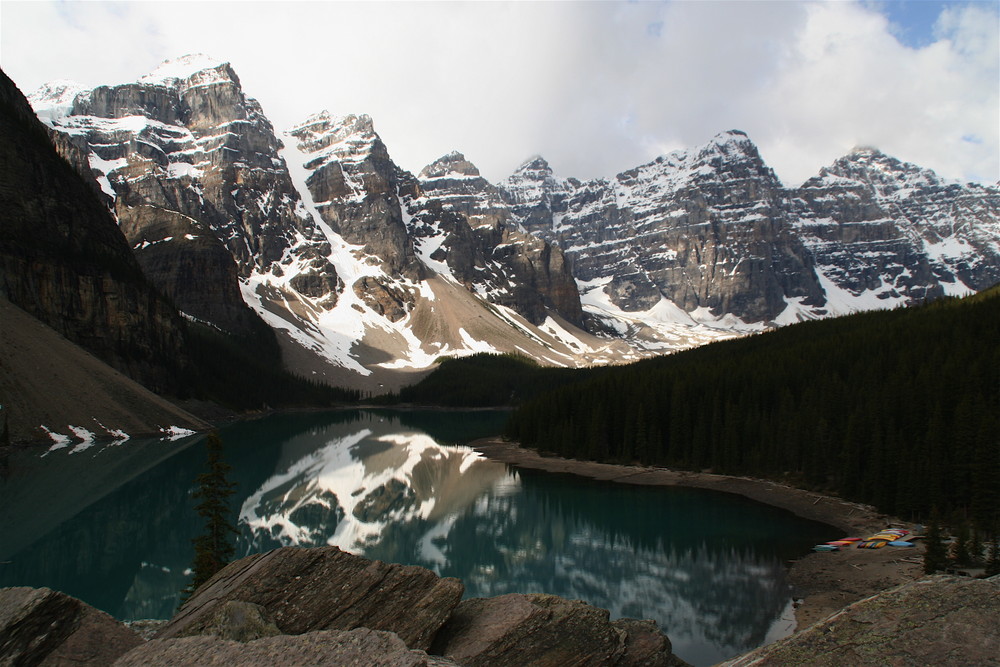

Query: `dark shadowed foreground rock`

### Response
(192, 600, 281, 641)
(0, 586, 142, 666)
(430, 593, 689, 667)
(612, 617, 687, 667)
(157, 546, 463, 651)
(114, 627, 460, 667)
(721, 575, 1000, 667)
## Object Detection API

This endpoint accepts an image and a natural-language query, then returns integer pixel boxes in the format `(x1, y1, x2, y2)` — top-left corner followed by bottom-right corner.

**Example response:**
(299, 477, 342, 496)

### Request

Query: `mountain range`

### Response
(18, 54, 1000, 392)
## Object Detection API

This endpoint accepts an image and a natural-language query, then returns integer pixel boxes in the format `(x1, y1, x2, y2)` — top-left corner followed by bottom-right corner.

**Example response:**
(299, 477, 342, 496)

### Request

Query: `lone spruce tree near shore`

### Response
(923, 508, 948, 575)
(181, 431, 237, 603)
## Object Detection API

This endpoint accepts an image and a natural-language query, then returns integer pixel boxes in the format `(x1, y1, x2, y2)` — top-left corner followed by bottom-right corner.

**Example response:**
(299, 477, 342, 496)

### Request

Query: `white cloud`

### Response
(1, 0, 996, 186)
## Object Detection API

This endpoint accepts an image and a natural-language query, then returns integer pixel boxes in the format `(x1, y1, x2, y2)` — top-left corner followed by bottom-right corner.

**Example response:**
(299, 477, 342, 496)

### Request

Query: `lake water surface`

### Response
(0, 409, 833, 666)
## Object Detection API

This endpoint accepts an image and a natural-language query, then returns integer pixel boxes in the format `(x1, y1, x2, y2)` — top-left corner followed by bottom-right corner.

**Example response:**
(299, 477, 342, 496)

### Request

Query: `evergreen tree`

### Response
(968, 524, 984, 565)
(923, 508, 948, 575)
(181, 432, 237, 602)
(950, 519, 971, 566)
(986, 537, 1000, 577)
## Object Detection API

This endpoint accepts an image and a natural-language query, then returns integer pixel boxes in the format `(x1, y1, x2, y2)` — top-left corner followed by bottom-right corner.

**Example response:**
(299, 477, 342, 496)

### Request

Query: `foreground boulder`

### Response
(721, 575, 1000, 666)
(0, 586, 142, 666)
(612, 617, 685, 667)
(430, 593, 688, 667)
(157, 546, 463, 651)
(115, 627, 459, 667)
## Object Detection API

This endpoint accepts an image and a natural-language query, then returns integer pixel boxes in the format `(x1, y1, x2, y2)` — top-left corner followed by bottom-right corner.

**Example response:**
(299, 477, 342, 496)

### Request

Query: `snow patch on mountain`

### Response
(137, 54, 228, 86)
(26, 80, 87, 122)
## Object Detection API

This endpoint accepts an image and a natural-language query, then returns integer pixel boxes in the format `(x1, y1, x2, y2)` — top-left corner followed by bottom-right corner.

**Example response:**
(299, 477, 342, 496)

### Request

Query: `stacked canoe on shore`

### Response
(813, 529, 918, 552)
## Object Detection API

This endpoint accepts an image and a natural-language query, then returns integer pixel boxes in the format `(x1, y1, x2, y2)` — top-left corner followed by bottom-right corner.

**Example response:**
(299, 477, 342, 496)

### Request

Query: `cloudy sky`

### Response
(1, 1, 997, 186)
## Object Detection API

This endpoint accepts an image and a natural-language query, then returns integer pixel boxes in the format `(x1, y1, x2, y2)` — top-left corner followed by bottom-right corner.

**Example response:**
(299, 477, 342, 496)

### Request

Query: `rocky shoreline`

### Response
(4, 548, 995, 667)
(1, 546, 690, 667)
(469, 437, 925, 632)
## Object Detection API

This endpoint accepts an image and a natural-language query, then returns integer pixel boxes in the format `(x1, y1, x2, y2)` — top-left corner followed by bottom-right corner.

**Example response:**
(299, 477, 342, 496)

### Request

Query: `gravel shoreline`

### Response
(470, 437, 925, 632)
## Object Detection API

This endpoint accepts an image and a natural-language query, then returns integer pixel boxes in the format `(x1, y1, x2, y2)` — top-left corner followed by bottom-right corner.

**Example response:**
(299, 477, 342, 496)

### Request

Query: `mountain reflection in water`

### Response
(0, 410, 832, 666)
(234, 412, 827, 666)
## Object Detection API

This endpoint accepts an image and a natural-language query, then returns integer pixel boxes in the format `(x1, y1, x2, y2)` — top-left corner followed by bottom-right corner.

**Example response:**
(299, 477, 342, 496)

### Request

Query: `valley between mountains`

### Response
(22, 54, 1000, 394)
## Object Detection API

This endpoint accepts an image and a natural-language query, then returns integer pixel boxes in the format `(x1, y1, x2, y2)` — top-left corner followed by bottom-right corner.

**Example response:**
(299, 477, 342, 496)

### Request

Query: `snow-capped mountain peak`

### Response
(27, 80, 88, 122)
(136, 53, 231, 87)
(25, 56, 1000, 391)
(418, 151, 482, 180)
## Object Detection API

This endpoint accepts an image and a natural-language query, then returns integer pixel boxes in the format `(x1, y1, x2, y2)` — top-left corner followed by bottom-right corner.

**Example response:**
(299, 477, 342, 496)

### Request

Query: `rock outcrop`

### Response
(157, 547, 689, 666)
(157, 546, 464, 652)
(115, 628, 459, 667)
(720, 574, 1000, 667)
(0, 586, 143, 666)
(430, 593, 688, 667)
(20, 552, 993, 667)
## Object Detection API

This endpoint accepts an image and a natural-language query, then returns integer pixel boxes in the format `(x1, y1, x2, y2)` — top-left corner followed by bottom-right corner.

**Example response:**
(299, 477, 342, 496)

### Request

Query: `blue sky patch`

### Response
(866, 0, 952, 48)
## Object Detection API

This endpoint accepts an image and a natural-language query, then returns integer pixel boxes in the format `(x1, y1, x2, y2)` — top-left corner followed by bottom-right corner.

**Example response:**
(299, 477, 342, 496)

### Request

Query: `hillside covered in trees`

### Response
(504, 287, 1000, 532)
(391, 353, 592, 407)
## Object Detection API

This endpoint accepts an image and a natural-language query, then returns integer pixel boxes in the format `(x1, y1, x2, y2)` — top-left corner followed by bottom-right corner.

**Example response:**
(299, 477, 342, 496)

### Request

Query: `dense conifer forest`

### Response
(504, 287, 1000, 533)
(392, 353, 595, 406)
(182, 321, 361, 409)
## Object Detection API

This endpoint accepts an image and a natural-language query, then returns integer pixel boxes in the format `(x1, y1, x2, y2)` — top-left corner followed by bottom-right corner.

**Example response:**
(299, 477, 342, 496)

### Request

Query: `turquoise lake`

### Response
(0, 409, 834, 666)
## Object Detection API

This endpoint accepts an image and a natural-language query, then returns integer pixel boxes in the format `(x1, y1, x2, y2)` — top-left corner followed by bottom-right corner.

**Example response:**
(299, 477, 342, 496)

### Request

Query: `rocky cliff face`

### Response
(790, 148, 1000, 313)
(499, 133, 1000, 327)
(0, 67, 187, 393)
(24, 56, 1000, 381)
(288, 112, 423, 282)
(29, 55, 333, 336)
(407, 151, 583, 326)
(501, 133, 825, 324)
(30, 59, 594, 386)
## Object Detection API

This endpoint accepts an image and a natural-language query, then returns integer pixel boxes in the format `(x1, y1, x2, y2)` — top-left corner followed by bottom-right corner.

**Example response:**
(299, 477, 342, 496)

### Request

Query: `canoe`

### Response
(813, 545, 840, 552)
(859, 540, 887, 548)
(888, 540, 915, 547)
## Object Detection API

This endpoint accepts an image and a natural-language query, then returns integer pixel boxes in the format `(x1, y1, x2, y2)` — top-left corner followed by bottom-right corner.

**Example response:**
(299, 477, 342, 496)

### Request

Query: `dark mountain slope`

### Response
(0, 67, 186, 393)
(0, 296, 207, 444)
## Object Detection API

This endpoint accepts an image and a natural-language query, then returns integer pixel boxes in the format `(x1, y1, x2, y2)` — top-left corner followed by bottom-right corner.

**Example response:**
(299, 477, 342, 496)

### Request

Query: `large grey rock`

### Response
(178, 600, 281, 642)
(115, 628, 458, 667)
(0, 586, 143, 666)
(612, 618, 690, 667)
(430, 592, 683, 667)
(720, 575, 1000, 666)
(157, 546, 463, 651)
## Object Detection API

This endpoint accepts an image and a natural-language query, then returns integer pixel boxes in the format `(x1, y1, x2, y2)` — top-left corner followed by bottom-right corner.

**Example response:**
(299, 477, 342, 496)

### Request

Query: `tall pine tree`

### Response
(181, 431, 237, 603)
(923, 508, 948, 575)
